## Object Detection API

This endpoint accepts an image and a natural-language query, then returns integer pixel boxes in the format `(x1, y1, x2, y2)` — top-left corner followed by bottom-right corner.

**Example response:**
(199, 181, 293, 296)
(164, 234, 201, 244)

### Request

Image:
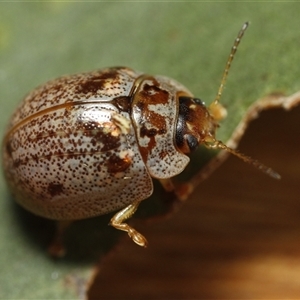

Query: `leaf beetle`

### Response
(2, 22, 279, 254)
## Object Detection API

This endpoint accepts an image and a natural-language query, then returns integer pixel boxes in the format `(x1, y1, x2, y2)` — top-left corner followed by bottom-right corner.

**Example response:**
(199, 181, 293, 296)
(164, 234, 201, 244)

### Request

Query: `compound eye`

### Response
(185, 134, 198, 152)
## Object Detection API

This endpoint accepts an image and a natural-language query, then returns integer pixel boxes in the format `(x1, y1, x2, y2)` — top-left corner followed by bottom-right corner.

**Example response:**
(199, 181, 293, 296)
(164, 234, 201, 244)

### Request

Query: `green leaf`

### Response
(0, 3, 299, 299)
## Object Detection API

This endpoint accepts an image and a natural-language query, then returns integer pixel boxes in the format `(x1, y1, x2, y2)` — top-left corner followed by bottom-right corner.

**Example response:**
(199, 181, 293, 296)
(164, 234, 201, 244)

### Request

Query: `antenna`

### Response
(205, 22, 281, 180)
(204, 137, 281, 180)
(209, 22, 249, 119)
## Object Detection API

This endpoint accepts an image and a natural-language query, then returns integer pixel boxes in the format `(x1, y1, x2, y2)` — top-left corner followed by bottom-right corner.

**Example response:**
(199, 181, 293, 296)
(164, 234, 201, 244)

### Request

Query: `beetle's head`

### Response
(175, 95, 280, 180)
(175, 96, 222, 154)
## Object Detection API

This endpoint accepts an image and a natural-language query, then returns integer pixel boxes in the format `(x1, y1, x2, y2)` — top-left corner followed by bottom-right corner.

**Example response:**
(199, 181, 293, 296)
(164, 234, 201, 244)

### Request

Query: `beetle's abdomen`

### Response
(3, 67, 153, 220)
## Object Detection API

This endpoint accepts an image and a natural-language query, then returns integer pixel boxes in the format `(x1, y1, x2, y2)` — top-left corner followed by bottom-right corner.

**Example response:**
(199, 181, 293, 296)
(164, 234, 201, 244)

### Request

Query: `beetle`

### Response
(2, 22, 279, 253)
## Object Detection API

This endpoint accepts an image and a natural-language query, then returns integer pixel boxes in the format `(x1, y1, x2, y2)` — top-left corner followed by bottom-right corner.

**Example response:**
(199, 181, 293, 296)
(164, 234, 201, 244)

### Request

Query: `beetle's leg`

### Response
(48, 220, 72, 258)
(159, 178, 175, 192)
(160, 178, 194, 204)
(109, 201, 148, 247)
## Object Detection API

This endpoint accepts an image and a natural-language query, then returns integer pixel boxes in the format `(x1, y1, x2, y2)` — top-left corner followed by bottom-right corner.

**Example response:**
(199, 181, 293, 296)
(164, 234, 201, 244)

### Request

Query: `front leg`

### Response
(159, 178, 194, 202)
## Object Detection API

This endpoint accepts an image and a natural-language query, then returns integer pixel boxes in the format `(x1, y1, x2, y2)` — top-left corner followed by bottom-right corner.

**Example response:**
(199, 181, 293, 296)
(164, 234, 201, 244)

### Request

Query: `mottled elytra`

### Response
(2, 22, 279, 254)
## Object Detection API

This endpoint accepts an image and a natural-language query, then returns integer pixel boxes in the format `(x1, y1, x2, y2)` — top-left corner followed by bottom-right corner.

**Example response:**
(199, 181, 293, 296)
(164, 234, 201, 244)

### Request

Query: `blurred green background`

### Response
(0, 3, 299, 299)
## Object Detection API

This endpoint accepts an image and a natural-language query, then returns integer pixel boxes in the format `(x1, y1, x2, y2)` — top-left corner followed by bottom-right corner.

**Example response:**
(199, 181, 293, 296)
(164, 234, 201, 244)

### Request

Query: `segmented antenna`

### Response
(205, 137, 281, 180)
(209, 22, 249, 114)
(205, 22, 281, 180)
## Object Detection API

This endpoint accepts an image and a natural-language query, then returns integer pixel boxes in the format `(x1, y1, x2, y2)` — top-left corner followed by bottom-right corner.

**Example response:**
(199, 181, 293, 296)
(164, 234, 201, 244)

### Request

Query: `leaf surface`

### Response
(0, 3, 299, 299)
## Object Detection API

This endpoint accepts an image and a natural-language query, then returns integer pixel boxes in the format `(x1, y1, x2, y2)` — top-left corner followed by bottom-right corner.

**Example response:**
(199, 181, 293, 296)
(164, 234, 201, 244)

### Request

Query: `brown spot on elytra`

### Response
(48, 183, 64, 197)
(76, 119, 122, 152)
(6, 141, 13, 157)
(94, 130, 121, 152)
(107, 154, 131, 174)
(76, 69, 121, 94)
(13, 158, 22, 168)
(76, 79, 104, 94)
